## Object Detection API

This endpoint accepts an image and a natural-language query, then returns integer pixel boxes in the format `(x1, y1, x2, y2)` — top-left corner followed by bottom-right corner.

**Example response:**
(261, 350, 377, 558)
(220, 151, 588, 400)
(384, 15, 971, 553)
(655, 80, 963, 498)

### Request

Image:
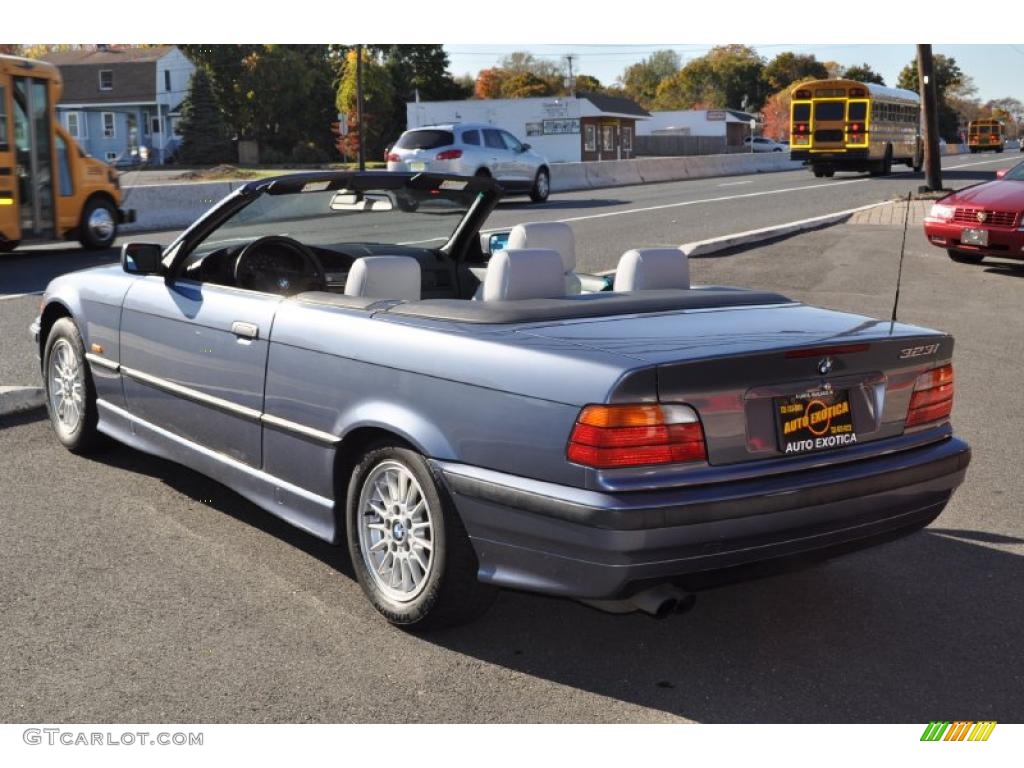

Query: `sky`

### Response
(444, 44, 1024, 105)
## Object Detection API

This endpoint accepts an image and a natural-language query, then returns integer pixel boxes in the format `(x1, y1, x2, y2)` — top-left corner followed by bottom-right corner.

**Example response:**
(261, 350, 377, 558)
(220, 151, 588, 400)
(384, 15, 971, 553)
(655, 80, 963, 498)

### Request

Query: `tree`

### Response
(573, 74, 603, 94)
(474, 67, 507, 99)
(841, 63, 885, 85)
(177, 68, 232, 164)
(897, 53, 969, 141)
(652, 45, 766, 111)
(620, 49, 681, 107)
(822, 60, 844, 79)
(763, 52, 827, 92)
(502, 72, 555, 98)
(336, 48, 395, 161)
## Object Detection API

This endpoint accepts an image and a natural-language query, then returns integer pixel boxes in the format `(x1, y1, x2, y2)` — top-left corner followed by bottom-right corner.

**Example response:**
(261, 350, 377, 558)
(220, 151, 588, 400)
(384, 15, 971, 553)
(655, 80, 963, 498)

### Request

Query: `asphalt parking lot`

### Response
(1, 213, 1022, 723)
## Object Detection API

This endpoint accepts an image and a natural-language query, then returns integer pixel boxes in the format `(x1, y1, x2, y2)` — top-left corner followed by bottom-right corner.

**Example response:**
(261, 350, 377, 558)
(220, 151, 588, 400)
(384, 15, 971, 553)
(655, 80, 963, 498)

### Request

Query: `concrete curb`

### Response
(0, 386, 45, 417)
(595, 200, 892, 275)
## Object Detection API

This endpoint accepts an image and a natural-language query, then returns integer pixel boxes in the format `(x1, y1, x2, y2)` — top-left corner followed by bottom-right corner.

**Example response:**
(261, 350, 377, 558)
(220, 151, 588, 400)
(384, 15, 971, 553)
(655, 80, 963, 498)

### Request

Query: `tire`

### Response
(870, 145, 893, 177)
(947, 249, 985, 264)
(812, 169, 824, 178)
(529, 167, 550, 203)
(0, 239, 19, 253)
(78, 196, 118, 250)
(474, 168, 491, 178)
(346, 443, 498, 629)
(823, 169, 834, 178)
(43, 317, 106, 454)
(997, 146, 1004, 154)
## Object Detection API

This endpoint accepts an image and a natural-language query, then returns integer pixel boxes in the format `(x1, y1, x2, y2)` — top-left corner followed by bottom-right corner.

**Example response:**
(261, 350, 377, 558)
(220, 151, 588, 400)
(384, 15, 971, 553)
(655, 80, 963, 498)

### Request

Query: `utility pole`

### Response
(563, 53, 577, 96)
(356, 43, 365, 172)
(917, 44, 942, 191)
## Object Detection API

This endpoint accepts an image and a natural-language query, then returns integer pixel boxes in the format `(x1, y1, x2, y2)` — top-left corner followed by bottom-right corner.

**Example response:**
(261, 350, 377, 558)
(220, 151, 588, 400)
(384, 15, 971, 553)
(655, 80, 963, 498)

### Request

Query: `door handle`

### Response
(231, 321, 259, 340)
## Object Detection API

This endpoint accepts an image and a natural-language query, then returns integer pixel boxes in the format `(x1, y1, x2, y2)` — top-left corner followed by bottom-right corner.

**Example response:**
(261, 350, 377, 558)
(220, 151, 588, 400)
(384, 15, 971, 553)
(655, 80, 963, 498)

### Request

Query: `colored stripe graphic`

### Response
(920, 721, 996, 741)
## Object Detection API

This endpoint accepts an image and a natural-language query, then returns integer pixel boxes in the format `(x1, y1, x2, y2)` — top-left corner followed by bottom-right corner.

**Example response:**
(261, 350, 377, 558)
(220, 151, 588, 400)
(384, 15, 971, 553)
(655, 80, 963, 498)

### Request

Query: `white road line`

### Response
(943, 156, 1016, 170)
(718, 180, 753, 187)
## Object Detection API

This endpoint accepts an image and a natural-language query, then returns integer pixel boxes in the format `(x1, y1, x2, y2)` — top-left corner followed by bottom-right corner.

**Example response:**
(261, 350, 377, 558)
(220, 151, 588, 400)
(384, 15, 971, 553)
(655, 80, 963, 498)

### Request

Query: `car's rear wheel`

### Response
(474, 168, 491, 178)
(43, 318, 106, 454)
(947, 249, 985, 264)
(78, 196, 118, 250)
(346, 443, 497, 629)
(529, 168, 550, 203)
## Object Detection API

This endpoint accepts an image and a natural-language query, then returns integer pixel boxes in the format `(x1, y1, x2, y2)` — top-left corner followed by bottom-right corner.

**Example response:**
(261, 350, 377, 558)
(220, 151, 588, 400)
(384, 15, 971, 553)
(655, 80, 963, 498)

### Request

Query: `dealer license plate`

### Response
(409, 161, 427, 172)
(961, 228, 988, 246)
(776, 388, 857, 455)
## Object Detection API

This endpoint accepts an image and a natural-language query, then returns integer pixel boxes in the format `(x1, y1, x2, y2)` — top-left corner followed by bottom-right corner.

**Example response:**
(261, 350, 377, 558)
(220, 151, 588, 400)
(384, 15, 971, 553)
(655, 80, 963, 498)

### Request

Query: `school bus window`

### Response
(793, 103, 810, 122)
(848, 102, 867, 121)
(0, 84, 7, 151)
(814, 102, 844, 121)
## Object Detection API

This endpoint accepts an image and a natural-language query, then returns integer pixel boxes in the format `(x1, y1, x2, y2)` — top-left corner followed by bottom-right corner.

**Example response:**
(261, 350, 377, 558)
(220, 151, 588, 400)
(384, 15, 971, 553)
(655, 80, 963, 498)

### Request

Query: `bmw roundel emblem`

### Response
(818, 357, 834, 375)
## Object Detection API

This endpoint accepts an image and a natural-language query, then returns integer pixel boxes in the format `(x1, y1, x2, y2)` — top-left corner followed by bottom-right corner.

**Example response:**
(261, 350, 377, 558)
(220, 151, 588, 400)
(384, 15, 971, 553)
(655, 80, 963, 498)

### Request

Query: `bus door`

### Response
(11, 75, 55, 240)
(0, 80, 18, 245)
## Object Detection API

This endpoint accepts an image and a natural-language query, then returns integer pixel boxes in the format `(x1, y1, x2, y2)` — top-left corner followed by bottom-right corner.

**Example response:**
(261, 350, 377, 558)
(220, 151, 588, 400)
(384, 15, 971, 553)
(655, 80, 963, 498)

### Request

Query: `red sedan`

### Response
(923, 163, 1024, 263)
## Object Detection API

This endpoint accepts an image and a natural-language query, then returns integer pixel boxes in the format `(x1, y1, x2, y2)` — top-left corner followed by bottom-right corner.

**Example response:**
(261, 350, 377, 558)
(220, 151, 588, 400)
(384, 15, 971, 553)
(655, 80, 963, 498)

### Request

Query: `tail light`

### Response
(794, 123, 809, 134)
(905, 364, 954, 428)
(567, 404, 706, 469)
(436, 149, 463, 161)
(386, 152, 400, 163)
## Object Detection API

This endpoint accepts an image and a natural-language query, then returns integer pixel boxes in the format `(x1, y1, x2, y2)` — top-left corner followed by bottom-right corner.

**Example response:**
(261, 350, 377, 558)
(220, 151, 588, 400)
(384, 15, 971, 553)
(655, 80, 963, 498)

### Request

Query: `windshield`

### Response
(187, 180, 480, 262)
(1002, 163, 1024, 181)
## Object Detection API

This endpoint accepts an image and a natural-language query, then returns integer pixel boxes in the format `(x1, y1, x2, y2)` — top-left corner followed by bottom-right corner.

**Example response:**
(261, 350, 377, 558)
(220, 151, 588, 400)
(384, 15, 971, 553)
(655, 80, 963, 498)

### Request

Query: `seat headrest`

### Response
(508, 221, 576, 273)
(344, 256, 421, 301)
(483, 249, 566, 301)
(613, 248, 690, 292)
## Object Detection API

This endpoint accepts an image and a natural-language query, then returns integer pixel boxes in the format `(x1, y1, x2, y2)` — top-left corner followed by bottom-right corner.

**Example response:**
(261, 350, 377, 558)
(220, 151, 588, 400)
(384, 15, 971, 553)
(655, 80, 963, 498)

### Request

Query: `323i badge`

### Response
(776, 386, 858, 455)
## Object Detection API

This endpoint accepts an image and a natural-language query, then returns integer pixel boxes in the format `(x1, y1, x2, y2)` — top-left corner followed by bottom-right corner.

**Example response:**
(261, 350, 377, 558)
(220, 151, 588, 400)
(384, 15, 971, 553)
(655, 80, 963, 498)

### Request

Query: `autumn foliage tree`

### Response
(474, 67, 507, 98)
(336, 48, 396, 161)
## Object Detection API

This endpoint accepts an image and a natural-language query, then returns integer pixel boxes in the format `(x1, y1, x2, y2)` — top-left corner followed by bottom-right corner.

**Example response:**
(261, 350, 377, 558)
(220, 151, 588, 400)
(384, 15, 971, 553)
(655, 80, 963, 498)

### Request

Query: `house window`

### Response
(164, 70, 171, 92)
(622, 125, 633, 152)
(67, 112, 87, 138)
(142, 110, 150, 136)
(584, 124, 596, 152)
(105, 151, 117, 162)
(601, 125, 616, 151)
(151, 115, 161, 135)
(102, 112, 115, 138)
(99, 70, 114, 91)
(56, 134, 73, 196)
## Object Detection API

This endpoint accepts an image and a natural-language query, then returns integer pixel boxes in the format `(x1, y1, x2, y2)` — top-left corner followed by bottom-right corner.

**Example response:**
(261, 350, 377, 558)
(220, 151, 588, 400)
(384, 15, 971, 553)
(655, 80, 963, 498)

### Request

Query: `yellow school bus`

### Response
(967, 119, 1003, 153)
(789, 79, 922, 178)
(0, 54, 134, 252)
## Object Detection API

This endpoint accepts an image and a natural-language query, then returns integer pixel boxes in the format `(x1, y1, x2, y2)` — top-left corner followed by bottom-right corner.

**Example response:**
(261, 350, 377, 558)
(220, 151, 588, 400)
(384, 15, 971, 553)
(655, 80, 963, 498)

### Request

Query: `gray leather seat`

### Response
(507, 222, 583, 295)
(613, 248, 690, 292)
(344, 256, 421, 301)
(482, 248, 566, 301)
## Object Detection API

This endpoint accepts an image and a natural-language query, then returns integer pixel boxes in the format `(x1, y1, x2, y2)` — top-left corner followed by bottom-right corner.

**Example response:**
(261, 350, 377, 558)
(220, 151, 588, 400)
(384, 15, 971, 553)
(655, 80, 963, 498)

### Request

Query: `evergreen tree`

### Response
(177, 68, 232, 164)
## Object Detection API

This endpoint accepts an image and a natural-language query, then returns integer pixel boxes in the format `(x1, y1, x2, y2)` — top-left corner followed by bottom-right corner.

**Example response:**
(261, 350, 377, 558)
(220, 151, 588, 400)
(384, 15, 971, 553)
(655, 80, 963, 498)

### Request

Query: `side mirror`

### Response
(996, 168, 1009, 179)
(520, 143, 531, 152)
(121, 242, 163, 275)
(488, 231, 511, 254)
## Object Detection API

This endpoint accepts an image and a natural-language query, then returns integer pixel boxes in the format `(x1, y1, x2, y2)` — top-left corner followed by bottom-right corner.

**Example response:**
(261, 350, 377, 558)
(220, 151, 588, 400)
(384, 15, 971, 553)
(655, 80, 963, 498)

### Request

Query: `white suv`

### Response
(387, 123, 551, 202)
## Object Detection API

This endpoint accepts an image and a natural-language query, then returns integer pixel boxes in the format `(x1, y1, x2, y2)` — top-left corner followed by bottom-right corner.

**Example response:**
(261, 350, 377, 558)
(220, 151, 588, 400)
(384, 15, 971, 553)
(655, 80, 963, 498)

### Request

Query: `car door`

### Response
(118, 274, 281, 468)
(499, 130, 533, 185)
(482, 128, 512, 181)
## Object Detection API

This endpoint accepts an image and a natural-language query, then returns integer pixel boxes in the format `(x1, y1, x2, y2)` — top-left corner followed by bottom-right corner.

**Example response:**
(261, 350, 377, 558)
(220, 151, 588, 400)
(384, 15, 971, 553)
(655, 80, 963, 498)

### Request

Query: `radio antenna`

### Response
(890, 192, 912, 334)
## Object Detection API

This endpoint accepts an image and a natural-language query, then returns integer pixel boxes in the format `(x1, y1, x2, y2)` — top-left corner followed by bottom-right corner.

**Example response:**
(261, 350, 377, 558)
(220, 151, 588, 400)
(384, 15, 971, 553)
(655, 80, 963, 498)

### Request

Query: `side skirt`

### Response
(96, 399, 338, 543)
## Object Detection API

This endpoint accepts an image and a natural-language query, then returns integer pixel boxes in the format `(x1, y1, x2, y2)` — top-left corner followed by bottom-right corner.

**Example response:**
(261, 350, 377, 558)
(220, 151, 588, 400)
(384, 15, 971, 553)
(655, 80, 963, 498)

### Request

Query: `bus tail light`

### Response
(567, 404, 707, 469)
(905, 364, 954, 428)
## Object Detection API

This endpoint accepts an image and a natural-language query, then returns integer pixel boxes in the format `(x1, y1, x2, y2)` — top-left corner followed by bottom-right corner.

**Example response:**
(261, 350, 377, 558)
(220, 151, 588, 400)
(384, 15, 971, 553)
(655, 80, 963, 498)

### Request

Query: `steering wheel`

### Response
(233, 235, 327, 294)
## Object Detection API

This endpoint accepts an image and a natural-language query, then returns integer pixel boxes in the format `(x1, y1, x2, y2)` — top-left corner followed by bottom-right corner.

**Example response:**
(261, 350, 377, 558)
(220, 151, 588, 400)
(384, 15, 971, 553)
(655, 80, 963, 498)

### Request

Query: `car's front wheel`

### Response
(947, 249, 985, 264)
(346, 443, 497, 629)
(529, 168, 550, 202)
(43, 317, 106, 453)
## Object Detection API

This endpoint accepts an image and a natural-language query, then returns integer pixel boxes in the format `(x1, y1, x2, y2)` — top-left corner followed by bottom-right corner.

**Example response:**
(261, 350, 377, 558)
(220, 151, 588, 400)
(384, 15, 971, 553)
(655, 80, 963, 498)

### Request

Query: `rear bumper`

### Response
(923, 220, 1024, 260)
(437, 435, 971, 599)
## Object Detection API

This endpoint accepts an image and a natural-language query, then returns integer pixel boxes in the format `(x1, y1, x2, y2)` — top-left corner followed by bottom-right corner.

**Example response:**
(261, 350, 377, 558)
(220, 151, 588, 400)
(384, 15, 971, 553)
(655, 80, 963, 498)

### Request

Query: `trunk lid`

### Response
(522, 302, 952, 465)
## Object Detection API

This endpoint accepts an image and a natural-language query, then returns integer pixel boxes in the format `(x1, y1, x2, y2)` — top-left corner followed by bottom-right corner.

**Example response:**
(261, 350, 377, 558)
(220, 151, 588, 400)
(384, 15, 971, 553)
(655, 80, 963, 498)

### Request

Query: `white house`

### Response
(406, 92, 650, 163)
(639, 109, 760, 147)
(44, 45, 195, 166)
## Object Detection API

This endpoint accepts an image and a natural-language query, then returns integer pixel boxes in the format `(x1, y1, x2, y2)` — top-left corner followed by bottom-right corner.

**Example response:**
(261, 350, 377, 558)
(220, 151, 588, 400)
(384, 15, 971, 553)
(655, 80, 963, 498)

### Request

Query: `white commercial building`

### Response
(406, 92, 650, 163)
(639, 109, 760, 147)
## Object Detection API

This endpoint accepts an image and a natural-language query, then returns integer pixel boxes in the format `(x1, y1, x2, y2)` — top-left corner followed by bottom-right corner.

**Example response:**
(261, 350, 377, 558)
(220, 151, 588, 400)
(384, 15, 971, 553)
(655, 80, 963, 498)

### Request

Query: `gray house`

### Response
(43, 45, 194, 166)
